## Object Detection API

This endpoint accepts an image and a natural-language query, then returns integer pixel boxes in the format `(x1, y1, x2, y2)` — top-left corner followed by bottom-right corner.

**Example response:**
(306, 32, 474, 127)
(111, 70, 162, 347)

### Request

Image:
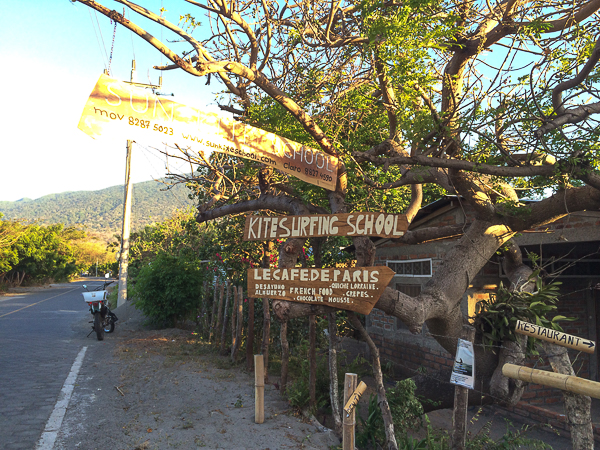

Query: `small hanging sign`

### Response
(450, 339, 475, 389)
(343, 381, 368, 416)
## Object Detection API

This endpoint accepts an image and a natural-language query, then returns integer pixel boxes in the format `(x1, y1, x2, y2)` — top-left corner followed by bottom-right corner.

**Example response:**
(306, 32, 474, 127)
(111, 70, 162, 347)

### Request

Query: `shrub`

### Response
(131, 251, 210, 327)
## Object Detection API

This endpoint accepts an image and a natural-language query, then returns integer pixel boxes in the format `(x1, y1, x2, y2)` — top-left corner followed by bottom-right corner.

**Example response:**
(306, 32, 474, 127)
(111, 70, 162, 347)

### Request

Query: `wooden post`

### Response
(309, 314, 317, 408)
(215, 282, 225, 346)
(255, 354, 265, 424)
(247, 296, 255, 371)
(209, 281, 219, 343)
(232, 286, 243, 362)
(236, 287, 244, 356)
(261, 298, 271, 382)
(117, 139, 133, 308)
(280, 321, 289, 395)
(220, 281, 230, 355)
(343, 373, 357, 450)
(231, 286, 238, 361)
(451, 325, 475, 450)
(200, 280, 209, 336)
(503, 364, 600, 399)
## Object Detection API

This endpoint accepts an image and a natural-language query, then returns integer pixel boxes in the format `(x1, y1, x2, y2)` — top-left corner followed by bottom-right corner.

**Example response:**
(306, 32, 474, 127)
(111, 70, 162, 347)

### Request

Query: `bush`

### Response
(131, 251, 211, 327)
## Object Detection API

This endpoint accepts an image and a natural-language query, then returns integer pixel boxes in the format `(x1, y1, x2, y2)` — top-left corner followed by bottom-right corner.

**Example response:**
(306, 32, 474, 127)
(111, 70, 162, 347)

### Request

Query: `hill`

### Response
(0, 180, 195, 242)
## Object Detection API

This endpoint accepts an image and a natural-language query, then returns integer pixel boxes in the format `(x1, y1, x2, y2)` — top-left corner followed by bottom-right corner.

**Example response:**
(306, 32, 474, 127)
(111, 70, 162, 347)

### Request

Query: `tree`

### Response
(74, 0, 600, 447)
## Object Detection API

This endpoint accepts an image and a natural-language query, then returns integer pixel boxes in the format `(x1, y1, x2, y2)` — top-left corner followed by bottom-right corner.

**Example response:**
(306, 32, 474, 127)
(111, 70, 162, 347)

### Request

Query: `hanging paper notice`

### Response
(77, 74, 338, 190)
(450, 339, 475, 389)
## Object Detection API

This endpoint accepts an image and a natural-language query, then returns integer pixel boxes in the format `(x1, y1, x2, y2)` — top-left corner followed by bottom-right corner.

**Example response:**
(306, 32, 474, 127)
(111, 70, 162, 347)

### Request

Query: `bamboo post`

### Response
(452, 325, 475, 450)
(503, 364, 600, 399)
(343, 374, 358, 450)
(255, 354, 265, 424)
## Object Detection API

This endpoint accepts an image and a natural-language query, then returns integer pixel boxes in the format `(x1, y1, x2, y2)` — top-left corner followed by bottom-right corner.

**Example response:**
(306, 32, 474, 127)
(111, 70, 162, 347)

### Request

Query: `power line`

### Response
(93, 10, 110, 65)
(88, 8, 108, 69)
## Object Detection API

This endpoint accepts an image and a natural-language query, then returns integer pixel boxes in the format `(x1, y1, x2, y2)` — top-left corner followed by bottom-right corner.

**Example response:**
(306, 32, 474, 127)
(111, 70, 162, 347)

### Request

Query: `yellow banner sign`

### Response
(78, 74, 338, 190)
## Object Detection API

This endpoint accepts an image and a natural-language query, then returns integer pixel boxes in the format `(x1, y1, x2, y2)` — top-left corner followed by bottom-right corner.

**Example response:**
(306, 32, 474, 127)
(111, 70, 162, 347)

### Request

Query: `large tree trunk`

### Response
(502, 241, 594, 449)
(542, 342, 594, 450)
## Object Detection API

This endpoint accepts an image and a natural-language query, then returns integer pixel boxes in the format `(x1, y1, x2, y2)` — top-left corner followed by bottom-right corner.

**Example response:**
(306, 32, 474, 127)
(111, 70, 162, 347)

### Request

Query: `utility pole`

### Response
(117, 60, 136, 308)
(117, 60, 163, 308)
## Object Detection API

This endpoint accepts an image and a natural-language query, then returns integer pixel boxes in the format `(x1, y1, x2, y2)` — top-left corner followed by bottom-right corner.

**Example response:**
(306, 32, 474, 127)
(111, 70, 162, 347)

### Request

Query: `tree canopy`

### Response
(73, 0, 600, 446)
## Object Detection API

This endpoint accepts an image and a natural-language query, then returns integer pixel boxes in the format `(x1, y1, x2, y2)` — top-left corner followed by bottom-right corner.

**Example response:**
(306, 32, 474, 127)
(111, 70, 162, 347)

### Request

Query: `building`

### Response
(367, 196, 600, 438)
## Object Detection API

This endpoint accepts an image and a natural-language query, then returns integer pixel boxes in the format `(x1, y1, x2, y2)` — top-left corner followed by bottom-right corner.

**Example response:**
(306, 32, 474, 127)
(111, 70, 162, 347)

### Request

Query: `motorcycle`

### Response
(83, 275, 118, 341)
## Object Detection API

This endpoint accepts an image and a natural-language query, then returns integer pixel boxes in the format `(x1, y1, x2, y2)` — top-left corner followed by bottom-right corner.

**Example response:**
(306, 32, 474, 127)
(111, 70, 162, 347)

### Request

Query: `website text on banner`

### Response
(77, 74, 339, 190)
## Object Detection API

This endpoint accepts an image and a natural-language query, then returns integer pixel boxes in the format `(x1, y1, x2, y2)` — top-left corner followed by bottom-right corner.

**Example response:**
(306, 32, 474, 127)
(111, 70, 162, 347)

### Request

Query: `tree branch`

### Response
(355, 152, 556, 177)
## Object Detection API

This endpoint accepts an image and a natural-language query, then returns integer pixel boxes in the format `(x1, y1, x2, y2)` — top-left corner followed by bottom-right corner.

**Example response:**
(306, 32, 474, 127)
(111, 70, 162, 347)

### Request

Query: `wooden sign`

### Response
(243, 213, 408, 240)
(78, 74, 338, 190)
(247, 266, 396, 315)
(515, 320, 596, 354)
(343, 381, 367, 416)
(503, 363, 600, 400)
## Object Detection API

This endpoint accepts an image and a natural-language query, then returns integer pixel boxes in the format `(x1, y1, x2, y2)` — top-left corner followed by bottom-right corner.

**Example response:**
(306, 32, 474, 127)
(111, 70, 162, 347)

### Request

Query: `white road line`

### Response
(36, 346, 88, 450)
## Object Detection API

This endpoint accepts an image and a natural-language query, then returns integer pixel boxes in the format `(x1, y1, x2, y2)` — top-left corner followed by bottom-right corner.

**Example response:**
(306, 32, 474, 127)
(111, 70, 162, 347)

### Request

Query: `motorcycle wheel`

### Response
(103, 316, 115, 333)
(94, 313, 105, 341)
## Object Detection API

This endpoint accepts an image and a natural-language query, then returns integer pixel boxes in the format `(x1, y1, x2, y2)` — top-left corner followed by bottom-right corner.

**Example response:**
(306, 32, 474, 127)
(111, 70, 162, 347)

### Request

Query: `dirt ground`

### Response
(54, 302, 341, 450)
(10, 281, 570, 450)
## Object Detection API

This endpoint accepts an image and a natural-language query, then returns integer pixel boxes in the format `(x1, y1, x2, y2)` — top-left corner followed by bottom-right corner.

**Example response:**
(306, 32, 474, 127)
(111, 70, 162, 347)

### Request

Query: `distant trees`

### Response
(0, 214, 116, 288)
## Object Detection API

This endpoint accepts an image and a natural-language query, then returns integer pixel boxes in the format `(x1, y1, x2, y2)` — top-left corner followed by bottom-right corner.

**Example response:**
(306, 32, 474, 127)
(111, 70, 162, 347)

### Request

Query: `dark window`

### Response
(387, 259, 432, 277)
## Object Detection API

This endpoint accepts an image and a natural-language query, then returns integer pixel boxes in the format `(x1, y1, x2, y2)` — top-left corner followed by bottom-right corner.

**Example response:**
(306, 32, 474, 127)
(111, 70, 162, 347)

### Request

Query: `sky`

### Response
(0, 0, 223, 202)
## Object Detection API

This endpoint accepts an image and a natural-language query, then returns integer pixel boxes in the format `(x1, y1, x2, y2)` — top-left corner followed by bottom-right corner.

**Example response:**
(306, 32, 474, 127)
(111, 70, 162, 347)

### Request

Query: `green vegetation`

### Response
(0, 213, 116, 288)
(472, 269, 573, 356)
(131, 251, 213, 327)
(355, 382, 552, 449)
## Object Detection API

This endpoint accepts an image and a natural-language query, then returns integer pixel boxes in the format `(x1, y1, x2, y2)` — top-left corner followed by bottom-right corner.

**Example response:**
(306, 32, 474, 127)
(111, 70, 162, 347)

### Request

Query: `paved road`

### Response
(0, 280, 108, 450)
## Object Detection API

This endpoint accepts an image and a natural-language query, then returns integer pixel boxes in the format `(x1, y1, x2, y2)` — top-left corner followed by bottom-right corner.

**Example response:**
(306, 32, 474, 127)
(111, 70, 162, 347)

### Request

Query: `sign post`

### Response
(504, 321, 600, 401)
(451, 325, 475, 450)
(255, 355, 265, 424)
(514, 320, 596, 354)
(247, 266, 396, 315)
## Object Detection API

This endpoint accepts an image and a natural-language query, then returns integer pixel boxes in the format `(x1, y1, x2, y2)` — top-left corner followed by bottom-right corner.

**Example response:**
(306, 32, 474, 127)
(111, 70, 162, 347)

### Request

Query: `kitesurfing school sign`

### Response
(77, 74, 338, 190)
(247, 266, 396, 315)
(243, 213, 408, 240)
